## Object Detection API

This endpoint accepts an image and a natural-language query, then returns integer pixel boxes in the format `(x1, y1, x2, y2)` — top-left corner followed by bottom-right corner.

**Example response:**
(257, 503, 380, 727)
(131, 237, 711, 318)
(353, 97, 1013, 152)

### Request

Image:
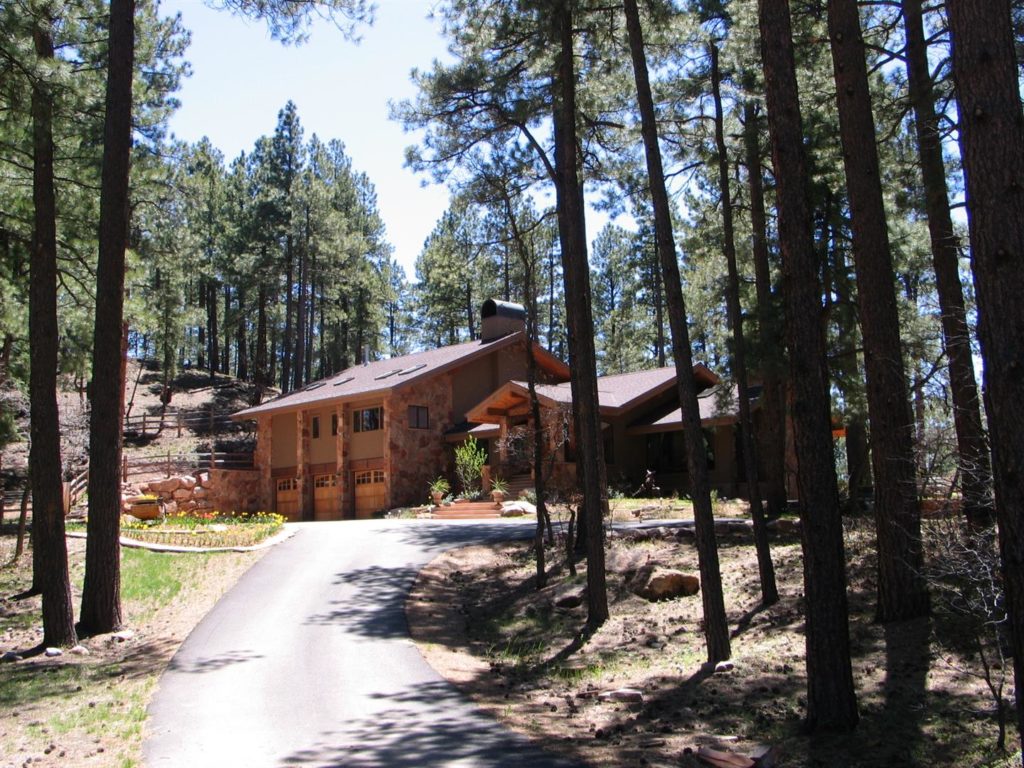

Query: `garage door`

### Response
(276, 477, 300, 521)
(353, 470, 385, 519)
(313, 473, 341, 521)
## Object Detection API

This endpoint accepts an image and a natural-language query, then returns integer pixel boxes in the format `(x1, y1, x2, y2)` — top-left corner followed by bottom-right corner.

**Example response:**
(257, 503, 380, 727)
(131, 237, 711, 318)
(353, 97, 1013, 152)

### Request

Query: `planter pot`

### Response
(491, 491, 505, 505)
(127, 500, 162, 521)
(431, 491, 444, 507)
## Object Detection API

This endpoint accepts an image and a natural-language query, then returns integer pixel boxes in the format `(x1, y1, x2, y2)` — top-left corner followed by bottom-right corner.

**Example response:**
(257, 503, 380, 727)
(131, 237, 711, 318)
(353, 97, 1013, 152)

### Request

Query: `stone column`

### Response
(297, 409, 312, 520)
(255, 416, 274, 511)
(335, 403, 347, 518)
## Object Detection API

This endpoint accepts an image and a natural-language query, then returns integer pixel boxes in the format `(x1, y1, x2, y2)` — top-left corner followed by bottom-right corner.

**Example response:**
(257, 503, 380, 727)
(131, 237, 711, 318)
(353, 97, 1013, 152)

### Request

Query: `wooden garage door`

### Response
(313, 473, 341, 521)
(276, 477, 300, 521)
(353, 469, 385, 519)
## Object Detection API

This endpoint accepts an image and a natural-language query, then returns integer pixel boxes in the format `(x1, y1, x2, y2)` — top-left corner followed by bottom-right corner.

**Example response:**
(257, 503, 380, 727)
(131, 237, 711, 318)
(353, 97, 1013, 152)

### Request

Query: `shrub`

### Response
(454, 436, 487, 495)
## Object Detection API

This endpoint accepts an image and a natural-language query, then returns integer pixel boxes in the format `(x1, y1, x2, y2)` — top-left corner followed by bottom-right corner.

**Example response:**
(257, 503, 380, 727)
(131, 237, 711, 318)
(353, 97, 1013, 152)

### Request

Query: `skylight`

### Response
(373, 369, 401, 381)
(333, 376, 355, 387)
(398, 363, 427, 375)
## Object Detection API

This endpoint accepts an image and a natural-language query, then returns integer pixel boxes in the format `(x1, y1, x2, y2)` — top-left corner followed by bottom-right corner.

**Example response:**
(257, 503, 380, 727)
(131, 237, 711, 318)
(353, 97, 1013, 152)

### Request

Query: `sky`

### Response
(160, 0, 454, 279)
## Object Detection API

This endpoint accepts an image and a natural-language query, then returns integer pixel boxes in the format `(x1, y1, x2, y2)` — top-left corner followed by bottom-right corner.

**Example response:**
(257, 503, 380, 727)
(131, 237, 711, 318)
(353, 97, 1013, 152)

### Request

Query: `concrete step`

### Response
(432, 501, 503, 520)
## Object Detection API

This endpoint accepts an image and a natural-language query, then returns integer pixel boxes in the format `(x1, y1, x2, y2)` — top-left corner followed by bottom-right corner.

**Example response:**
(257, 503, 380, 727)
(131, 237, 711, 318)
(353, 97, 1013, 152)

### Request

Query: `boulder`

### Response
(163, 500, 178, 515)
(150, 478, 181, 495)
(501, 501, 536, 517)
(179, 476, 196, 491)
(630, 565, 700, 601)
(192, 486, 208, 500)
(767, 517, 801, 535)
(605, 549, 654, 576)
(172, 488, 191, 501)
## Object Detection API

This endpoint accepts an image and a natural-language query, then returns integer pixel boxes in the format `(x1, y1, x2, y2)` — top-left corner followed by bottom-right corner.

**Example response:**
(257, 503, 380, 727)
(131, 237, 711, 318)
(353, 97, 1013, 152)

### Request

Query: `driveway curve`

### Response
(144, 519, 583, 768)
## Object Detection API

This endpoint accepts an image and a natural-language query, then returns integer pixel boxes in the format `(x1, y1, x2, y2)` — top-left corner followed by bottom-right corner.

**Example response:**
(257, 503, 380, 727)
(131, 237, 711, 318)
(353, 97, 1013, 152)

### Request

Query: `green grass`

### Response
(120, 548, 185, 606)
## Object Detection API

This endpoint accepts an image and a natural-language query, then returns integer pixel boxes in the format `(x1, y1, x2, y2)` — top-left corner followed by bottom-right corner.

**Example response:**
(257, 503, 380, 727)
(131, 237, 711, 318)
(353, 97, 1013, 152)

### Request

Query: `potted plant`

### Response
(428, 476, 450, 506)
(490, 476, 509, 505)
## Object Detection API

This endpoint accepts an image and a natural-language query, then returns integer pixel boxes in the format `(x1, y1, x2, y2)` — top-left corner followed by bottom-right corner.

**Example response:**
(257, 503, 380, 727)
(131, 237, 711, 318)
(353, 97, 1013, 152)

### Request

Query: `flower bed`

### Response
(69, 512, 285, 548)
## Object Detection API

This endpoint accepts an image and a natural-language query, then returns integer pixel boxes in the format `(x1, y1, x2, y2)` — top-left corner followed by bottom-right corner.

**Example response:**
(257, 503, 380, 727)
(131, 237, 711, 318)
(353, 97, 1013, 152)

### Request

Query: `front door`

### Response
(353, 469, 385, 519)
(276, 477, 300, 521)
(313, 473, 341, 521)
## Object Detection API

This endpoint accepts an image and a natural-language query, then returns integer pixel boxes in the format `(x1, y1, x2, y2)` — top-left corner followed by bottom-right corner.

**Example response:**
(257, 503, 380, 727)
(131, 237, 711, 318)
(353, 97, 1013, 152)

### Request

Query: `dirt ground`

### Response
(407, 516, 1019, 768)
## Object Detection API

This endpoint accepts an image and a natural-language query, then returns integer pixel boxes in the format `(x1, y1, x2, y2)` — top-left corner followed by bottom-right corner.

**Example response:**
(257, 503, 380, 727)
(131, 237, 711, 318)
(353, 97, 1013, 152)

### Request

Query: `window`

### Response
(408, 405, 429, 430)
(331, 413, 339, 436)
(353, 406, 383, 433)
(276, 478, 297, 492)
(355, 470, 385, 485)
(314, 474, 336, 489)
(312, 416, 321, 439)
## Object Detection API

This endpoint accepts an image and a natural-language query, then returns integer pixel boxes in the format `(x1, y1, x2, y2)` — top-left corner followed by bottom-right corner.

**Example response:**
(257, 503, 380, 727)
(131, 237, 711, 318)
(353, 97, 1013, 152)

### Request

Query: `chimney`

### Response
(480, 299, 526, 342)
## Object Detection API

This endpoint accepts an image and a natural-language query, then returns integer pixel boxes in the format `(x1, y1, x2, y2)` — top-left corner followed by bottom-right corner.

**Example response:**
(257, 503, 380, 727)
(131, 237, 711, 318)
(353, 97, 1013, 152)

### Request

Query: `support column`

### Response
(255, 416, 274, 511)
(297, 409, 312, 520)
(335, 403, 348, 518)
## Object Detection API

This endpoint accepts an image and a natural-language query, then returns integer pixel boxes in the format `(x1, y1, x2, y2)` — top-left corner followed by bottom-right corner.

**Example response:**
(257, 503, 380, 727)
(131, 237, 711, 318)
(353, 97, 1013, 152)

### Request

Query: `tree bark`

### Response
(827, 0, 929, 622)
(551, 0, 609, 628)
(758, 0, 858, 731)
(624, 0, 730, 660)
(902, 0, 992, 525)
(743, 100, 788, 518)
(80, 0, 134, 636)
(710, 44, 777, 606)
(946, 0, 1024, 752)
(30, 13, 77, 647)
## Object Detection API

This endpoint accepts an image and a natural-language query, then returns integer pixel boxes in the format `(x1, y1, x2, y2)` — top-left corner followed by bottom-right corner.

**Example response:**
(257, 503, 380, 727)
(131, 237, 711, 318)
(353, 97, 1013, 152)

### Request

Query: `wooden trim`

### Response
(271, 465, 297, 478)
(349, 457, 385, 471)
(309, 462, 337, 475)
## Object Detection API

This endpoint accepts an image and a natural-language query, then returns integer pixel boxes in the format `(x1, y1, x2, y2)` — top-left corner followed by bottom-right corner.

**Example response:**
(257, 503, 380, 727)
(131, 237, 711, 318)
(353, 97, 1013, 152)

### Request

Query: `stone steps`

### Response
(431, 501, 503, 520)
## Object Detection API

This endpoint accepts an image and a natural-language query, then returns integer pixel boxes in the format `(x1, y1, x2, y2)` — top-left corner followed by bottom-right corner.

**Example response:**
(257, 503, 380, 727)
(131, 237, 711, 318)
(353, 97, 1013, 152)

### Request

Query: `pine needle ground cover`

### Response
(408, 514, 1021, 768)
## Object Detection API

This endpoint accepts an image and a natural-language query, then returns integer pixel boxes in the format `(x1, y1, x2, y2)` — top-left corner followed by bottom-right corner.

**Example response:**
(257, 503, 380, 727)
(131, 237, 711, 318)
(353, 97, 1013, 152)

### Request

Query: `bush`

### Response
(454, 436, 487, 495)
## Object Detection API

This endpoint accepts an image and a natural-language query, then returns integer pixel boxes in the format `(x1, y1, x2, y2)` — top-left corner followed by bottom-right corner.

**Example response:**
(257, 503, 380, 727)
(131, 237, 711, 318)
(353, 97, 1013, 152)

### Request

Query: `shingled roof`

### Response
(464, 364, 720, 422)
(233, 331, 569, 420)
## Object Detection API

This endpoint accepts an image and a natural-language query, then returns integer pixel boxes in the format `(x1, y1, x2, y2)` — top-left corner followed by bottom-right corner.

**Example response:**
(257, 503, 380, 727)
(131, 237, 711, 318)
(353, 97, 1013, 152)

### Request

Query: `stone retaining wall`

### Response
(140, 469, 261, 515)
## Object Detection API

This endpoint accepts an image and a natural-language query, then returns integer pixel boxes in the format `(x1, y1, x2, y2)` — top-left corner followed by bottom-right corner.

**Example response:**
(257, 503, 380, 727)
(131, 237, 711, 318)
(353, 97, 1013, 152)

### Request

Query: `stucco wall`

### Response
(308, 407, 336, 465)
(270, 413, 296, 468)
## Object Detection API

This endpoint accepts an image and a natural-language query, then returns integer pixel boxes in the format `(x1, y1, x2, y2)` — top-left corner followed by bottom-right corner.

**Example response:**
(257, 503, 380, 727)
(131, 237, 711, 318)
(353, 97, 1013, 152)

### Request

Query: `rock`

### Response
(598, 688, 644, 703)
(2, 651, 24, 662)
(111, 630, 134, 642)
(749, 745, 780, 768)
(629, 565, 700, 601)
(179, 476, 197, 491)
(70, 645, 89, 656)
(150, 478, 181, 494)
(714, 660, 735, 674)
(163, 500, 178, 515)
(172, 488, 191, 501)
(555, 592, 584, 609)
(697, 746, 754, 768)
(500, 501, 535, 517)
(195, 471, 210, 487)
(44, 647, 63, 658)
(193, 486, 208, 500)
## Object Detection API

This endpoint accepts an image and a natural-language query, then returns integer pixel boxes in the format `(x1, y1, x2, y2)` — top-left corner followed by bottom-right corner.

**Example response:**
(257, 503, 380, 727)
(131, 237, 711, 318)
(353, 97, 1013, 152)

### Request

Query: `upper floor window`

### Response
(312, 416, 321, 439)
(353, 406, 383, 433)
(408, 405, 429, 430)
(331, 413, 339, 436)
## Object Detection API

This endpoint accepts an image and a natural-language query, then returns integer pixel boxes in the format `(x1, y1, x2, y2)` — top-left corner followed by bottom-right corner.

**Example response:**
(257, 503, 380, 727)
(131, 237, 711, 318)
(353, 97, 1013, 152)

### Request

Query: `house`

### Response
(232, 300, 569, 520)
(464, 364, 778, 499)
(231, 300, 778, 520)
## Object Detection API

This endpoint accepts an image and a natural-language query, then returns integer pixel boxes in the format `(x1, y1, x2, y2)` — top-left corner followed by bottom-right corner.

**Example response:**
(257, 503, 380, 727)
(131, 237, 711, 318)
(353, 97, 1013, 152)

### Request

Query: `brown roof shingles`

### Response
(233, 332, 566, 420)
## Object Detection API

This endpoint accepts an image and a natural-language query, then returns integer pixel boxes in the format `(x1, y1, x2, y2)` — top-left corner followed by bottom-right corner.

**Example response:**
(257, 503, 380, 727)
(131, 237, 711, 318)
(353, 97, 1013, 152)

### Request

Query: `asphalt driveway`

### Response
(143, 519, 583, 767)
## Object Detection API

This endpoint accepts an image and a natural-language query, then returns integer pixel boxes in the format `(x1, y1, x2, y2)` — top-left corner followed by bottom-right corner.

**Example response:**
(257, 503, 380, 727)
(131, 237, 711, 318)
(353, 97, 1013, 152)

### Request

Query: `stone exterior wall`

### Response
(386, 372, 455, 508)
(140, 469, 261, 514)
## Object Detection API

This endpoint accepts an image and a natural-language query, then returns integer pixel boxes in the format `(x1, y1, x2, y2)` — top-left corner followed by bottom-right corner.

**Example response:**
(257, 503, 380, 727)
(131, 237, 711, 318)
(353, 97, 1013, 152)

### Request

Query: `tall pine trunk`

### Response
(624, 0, 730, 660)
(758, 0, 858, 731)
(30, 12, 77, 647)
(827, 0, 929, 622)
(710, 44, 777, 607)
(743, 100, 788, 518)
(206, 277, 219, 381)
(946, 0, 1024, 753)
(902, 0, 992, 525)
(551, 0, 609, 628)
(80, 0, 134, 636)
(281, 235, 294, 392)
